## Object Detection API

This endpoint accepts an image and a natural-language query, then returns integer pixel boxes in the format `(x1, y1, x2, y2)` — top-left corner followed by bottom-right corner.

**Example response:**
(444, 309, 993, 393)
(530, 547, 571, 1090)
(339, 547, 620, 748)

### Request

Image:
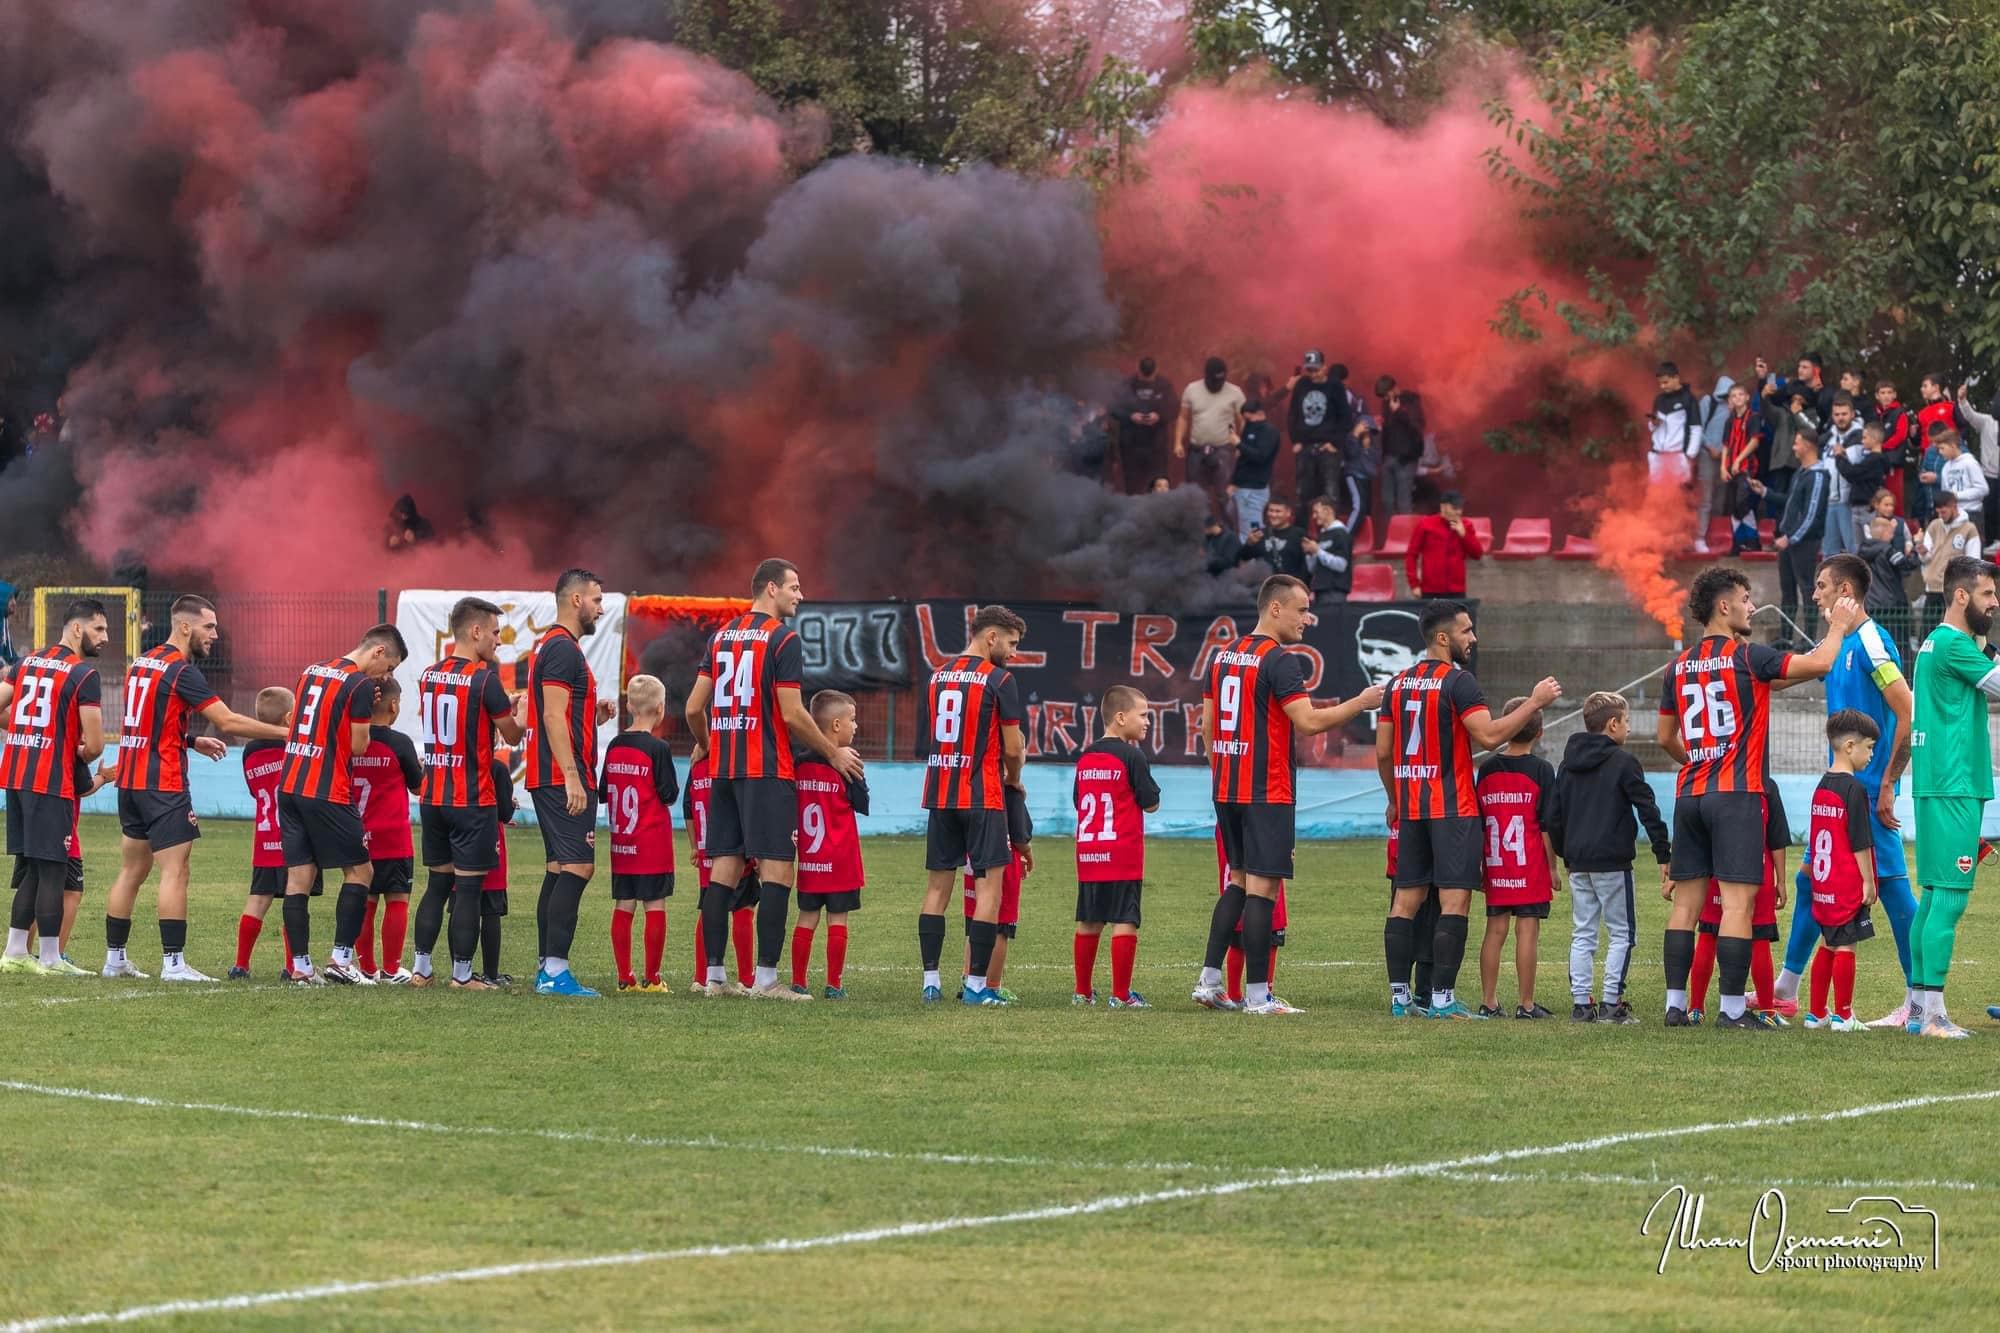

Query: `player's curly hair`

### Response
(1686, 566, 1750, 627)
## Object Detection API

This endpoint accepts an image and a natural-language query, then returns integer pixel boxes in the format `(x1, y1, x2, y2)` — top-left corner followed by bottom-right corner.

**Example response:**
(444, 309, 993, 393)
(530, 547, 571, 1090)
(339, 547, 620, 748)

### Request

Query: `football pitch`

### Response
(2, 818, 1995, 1329)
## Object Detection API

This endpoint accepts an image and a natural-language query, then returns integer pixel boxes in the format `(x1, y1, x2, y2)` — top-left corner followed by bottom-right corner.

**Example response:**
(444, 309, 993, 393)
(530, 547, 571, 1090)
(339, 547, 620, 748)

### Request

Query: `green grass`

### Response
(2, 815, 1995, 1329)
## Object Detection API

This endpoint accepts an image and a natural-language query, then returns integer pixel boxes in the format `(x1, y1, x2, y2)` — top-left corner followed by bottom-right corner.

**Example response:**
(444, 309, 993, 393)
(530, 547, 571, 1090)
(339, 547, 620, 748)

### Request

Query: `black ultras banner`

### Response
(792, 603, 911, 691)
(910, 600, 1464, 768)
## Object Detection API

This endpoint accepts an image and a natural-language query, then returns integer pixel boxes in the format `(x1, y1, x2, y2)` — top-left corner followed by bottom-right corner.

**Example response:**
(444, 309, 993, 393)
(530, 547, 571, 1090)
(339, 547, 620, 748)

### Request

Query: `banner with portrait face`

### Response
(910, 599, 1464, 767)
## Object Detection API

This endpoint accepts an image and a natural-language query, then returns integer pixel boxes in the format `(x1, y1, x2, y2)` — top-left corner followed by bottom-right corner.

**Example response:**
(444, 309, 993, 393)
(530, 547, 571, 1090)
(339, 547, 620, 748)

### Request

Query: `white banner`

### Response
(391, 590, 628, 771)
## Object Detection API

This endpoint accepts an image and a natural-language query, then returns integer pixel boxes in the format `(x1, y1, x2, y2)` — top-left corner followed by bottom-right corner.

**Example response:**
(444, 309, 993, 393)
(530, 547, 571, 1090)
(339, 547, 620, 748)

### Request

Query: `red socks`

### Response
(1074, 932, 1101, 996)
(235, 914, 261, 971)
(1689, 932, 1717, 1009)
(356, 898, 378, 974)
(826, 924, 847, 991)
(693, 916, 708, 981)
(1225, 944, 1245, 1002)
(281, 926, 295, 968)
(1832, 950, 1856, 1020)
(732, 909, 754, 986)
(643, 911, 665, 985)
(1751, 939, 1775, 1010)
(1809, 946, 1835, 1020)
(1110, 933, 1137, 1002)
(611, 909, 635, 986)
(1268, 948, 1278, 987)
(792, 925, 815, 989)
(380, 900, 408, 975)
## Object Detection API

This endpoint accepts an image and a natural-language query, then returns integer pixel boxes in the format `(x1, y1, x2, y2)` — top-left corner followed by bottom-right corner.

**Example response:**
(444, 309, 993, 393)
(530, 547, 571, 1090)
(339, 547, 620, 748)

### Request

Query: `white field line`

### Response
(6, 1086, 1996, 1332)
(0, 984, 283, 1012)
(0, 1081, 1234, 1176)
(1436, 1168, 1983, 1192)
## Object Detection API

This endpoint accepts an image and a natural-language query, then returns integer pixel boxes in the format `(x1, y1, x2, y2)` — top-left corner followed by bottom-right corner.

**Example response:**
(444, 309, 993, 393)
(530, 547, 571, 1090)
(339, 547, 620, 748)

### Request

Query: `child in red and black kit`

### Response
(1689, 785, 1789, 1025)
(793, 691, 868, 998)
(478, 757, 516, 985)
(1475, 700, 1559, 1018)
(600, 675, 679, 994)
(681, 750, 757, 994)
(965, 787, 1031, 999)
(347, 679, 423, 984)
(1071, 686, 1161, 1007)
(1807, 711, 1879, 1029)
(231, 686, 321, 978)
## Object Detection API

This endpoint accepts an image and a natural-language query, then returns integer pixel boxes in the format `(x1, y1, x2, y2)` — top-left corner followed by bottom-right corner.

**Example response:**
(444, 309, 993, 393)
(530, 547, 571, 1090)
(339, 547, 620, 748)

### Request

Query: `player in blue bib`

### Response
(1777, 556, 1918, 1024)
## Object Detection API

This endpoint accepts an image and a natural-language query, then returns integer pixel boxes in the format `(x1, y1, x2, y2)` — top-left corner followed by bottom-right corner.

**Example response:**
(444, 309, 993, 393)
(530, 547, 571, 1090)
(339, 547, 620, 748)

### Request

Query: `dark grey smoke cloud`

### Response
(0, 0, 1227, 610)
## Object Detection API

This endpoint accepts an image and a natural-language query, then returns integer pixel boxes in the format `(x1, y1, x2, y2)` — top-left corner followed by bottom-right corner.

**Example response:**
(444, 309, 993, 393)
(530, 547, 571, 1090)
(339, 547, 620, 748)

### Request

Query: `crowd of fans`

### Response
(1100, 351, 1460, 600)
(1650, 354, 2000, 653)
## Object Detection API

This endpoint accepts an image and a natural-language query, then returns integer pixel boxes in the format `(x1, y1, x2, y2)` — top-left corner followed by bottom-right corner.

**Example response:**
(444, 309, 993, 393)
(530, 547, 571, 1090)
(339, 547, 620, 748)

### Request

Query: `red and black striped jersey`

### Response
(1206, 635, 1311, 805)
(1659, 635, 1789, 797)
(522, 626, 598, 791)
(1383, 657, 1488, 819)
(697, 613, 803, 781)
(0, 645, 102, 799)
(279, 657, 378, 803)
(920, 654, 1024, 811)
(417, 654, 512, 807)
(114, 643, 218, 794)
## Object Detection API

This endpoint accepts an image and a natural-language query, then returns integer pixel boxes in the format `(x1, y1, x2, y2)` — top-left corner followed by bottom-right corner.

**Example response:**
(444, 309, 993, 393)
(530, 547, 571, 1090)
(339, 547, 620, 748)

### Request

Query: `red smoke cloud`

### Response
(1590, 465, 1692, 635)
(5, 4, 1680, 631)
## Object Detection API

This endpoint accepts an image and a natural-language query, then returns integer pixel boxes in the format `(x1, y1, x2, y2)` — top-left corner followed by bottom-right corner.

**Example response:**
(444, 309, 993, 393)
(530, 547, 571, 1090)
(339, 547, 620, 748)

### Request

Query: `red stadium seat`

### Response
(1377, 514, 1420, 557)
(1348, 516, 1374, 552)
(1706, 516, 1731, 549)
(1554, 535, 1598, 561)
(1467, 516, 1495, 550)
(1741, 549, 1778, 562)
(1349, 563, 1397, 601)
(1495, 517, 1552, 559)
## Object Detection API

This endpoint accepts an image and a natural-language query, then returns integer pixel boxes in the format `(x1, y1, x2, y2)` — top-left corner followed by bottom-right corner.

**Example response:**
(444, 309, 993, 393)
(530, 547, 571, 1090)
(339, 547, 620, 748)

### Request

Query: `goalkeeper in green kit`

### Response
(1910, 555, 2000, 1039)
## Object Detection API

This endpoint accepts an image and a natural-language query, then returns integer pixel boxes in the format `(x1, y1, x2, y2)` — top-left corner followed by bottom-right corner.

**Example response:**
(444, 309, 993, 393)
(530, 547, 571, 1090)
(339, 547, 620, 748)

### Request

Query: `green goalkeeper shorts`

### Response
(1915, 796, 1985, 891)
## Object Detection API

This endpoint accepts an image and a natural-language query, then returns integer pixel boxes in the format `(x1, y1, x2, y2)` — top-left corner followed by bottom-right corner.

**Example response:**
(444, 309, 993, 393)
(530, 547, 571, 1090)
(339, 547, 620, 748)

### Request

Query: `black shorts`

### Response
(1215, 802, 1296, 880)
(797, 889, 861, 914)
(529, 786, 598, 866)
(926, 807, 1012, 873)
(420, 804, 500, 873)
(1820, 905, 1876, 948)
(612, 871, 674, 902)
(1668, 792, 1768, 886)
(11, 854, 82, 894)
(371, 857, 413, 896)
(5, 791, 76, 863)
(249, 865, 324, 897)
(702, 870, 762, 911)
(1075, 880, 1143, 927)
(967, 918, 1018, 940)
(1487, 900, 1551, 919)
(279, 791, 368, 870)
(706, 777, 799, 863)
(483, 888, 509, 918)
(1695, 917, 1781, 941)
(1391, 815, 1483, 890)
(117, 788, 200, 852)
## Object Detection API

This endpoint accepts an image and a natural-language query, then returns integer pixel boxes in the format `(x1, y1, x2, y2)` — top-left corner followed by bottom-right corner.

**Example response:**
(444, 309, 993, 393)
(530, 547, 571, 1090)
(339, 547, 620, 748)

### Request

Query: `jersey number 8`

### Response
(934, 688, 963, 744)
(1811, 827, 1833, 881)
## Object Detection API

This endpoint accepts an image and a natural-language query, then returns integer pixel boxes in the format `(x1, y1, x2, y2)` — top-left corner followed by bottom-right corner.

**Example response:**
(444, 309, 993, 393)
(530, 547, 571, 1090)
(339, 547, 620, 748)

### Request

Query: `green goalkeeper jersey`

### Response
(1912, 623, 1997, 800)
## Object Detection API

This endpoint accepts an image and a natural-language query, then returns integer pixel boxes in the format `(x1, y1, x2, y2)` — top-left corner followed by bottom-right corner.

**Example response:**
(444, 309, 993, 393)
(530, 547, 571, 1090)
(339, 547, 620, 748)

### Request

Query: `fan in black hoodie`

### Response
(1548, 700, 1672, 1021)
